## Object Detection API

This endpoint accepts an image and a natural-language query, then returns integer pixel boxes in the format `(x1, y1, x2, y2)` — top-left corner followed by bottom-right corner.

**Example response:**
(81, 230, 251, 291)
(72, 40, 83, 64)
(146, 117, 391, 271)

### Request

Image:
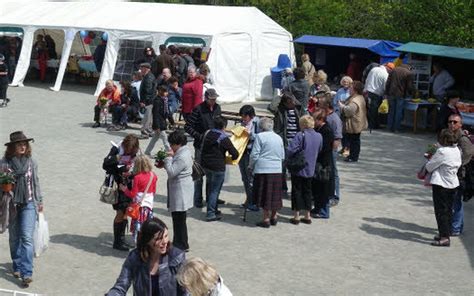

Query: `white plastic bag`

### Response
(33, 212, 49, 257)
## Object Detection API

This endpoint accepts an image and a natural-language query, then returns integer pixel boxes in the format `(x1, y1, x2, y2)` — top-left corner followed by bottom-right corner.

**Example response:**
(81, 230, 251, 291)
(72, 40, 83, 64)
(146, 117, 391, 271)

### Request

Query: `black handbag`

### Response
(315, 164, 331, 182)
(286, 132, 307, 174)
(192, 161, 205, 181)
(192, 130, 210, 181)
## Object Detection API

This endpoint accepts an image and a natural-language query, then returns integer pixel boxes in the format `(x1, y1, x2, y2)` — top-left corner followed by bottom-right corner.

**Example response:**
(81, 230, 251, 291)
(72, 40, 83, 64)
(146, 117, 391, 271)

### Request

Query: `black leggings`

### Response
(171, 211, 189, 251)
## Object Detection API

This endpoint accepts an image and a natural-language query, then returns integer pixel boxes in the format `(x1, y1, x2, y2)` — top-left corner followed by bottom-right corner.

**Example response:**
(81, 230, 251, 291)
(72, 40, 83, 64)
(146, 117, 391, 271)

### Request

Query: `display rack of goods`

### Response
(457, 102, 474, 113)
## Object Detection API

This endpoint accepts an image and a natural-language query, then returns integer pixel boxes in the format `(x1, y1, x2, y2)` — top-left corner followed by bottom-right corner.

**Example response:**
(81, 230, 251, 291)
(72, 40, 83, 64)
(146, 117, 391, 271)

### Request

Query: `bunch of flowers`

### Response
(98, 96, 109, 107)
(0, 168, 15, 184)
(424, 144, 438, 159)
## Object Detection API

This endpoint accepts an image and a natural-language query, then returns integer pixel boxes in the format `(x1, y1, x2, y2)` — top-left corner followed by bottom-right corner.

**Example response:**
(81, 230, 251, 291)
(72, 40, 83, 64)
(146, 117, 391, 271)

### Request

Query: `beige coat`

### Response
(341, 94, 368, 134)
(302, 61, 316, 83)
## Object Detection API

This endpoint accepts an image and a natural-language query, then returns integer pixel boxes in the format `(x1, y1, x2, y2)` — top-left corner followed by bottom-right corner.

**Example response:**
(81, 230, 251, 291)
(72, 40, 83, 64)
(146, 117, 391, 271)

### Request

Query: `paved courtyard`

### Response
(0, 83, 473, 295)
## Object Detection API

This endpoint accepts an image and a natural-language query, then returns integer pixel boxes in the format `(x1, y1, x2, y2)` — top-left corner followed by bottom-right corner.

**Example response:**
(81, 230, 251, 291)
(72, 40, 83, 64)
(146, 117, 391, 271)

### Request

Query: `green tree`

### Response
(135, 0, 474, 48)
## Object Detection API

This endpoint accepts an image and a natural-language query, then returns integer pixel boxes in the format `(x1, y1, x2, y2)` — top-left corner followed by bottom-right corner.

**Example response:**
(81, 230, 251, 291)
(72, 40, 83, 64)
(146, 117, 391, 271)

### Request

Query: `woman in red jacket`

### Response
(181, 66, 203, 121)
(119, 155, 157, 243)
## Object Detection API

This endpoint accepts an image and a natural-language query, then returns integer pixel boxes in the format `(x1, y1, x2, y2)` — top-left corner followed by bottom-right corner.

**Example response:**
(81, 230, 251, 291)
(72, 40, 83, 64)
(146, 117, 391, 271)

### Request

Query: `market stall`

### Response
(293, 35, 402, 80)
(395, 42, 474, 128)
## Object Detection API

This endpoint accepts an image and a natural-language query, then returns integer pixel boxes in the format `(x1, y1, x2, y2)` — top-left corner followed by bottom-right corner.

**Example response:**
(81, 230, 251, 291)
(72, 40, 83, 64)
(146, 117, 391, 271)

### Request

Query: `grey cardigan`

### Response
(163, 146, 194, 212)
(0, 157, 43, 212)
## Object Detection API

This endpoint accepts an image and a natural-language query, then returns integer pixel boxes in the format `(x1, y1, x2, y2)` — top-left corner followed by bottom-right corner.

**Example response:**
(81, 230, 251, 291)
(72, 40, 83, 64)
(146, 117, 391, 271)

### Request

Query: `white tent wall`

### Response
(11, 26, 35, 87)
(1, 2, 294, 103)
(211, 32, 253, 103)
(255, 32, 295, 100)
(52, 29, 76, 92)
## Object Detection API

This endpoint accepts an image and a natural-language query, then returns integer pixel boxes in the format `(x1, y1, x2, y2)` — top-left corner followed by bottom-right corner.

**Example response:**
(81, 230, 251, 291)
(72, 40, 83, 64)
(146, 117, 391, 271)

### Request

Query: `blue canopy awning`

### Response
(294, 35, 402, 58)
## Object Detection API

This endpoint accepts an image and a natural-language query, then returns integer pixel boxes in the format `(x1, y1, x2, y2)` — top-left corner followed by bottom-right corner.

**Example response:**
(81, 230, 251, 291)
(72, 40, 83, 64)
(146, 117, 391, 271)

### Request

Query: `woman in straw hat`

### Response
(1, 131, 43, 287)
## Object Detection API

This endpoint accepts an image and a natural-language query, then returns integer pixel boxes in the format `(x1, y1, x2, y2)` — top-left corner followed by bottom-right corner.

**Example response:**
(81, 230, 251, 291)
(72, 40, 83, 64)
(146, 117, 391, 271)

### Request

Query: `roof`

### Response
(394, 42, 474, 61)
(0, 2, 290, 37)
(293, 35, 402, 58)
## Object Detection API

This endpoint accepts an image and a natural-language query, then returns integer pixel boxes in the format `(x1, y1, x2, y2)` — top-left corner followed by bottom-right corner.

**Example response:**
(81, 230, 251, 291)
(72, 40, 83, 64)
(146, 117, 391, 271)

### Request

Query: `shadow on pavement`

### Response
(0, 263, 24, 289)
(50, 233, 128, 258)
(360, 224, 433, 244)
(362, 217, 437, 235)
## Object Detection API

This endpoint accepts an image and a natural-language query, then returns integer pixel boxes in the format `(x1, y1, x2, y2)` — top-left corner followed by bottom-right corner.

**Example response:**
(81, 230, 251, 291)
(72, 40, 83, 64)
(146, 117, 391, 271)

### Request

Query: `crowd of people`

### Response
(1, 47, 471, 294)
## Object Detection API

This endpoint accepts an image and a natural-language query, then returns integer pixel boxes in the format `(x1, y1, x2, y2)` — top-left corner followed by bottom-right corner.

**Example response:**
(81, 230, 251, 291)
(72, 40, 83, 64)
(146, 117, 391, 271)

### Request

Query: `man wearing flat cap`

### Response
(185, 88, 222, 208)
(139, 62, 156, 138)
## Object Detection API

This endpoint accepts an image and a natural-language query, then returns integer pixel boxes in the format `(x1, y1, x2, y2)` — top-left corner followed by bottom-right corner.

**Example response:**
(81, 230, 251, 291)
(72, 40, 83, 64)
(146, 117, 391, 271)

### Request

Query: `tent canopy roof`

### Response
(0, 1, 290, 37)
(294, 35, 402, 58)
(395, 42, 474, 61)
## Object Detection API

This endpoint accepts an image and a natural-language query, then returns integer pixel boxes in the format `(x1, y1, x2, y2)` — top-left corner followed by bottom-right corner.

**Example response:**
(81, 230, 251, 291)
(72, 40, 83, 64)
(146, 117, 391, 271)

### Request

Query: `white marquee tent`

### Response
(0, 1, 295, 102)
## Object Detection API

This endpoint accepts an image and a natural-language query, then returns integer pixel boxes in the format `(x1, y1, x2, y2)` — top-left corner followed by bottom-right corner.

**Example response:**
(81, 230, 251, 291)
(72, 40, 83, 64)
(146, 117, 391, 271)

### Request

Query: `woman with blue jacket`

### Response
(106, 217, 186, 295)
(249, 117, 285, 228)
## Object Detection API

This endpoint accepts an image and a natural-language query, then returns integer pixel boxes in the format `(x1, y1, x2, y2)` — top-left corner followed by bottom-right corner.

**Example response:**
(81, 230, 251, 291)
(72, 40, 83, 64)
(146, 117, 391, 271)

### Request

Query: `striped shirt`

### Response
(286, 109, 298, 141)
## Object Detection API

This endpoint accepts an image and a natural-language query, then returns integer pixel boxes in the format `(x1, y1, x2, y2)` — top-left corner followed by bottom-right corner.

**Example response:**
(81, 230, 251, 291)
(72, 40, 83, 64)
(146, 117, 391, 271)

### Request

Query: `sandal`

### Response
(289, 218, 300, 225)
(270, 218, 278, 226)
(431, 239, 450, 247)
(300, 218, 312, 224)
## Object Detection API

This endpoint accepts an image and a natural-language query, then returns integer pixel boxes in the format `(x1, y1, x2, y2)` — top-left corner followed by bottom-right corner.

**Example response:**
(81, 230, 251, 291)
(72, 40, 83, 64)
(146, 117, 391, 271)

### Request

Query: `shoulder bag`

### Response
(99, 174, 118, 204)
(192, 130, 210, 181)
(286, 132, 307, 174)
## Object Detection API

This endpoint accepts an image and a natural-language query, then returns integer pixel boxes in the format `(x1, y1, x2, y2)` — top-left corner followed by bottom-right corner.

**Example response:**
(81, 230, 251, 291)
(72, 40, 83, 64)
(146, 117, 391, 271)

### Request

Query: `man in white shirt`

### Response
(364, 63, 393, 129)
(430, 63, 455, 101)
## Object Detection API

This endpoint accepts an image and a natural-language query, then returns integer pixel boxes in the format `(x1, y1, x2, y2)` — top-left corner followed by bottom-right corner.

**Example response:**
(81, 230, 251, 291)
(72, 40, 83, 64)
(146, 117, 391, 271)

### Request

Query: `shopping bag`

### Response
(225, 126, 250, 165)
(33, 212, 49, 257)
(378, 99, 389, 114)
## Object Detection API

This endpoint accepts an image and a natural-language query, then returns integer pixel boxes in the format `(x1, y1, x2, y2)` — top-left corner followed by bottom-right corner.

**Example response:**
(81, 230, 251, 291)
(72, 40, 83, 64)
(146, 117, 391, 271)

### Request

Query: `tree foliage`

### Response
(137, 0, 474, 48)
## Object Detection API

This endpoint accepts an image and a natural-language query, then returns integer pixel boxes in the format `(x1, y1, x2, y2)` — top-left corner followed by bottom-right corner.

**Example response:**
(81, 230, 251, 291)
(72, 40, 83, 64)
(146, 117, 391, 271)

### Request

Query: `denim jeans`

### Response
(110, 104, 122, 125)
(144, 130, 170, 155)
(331, 150, 340, 200)
(238, 151, 254, 205)
(451, 188, 464, 234)
(9, 201, 37, 278)
(205, 169, 225, 219)
(387, 96, 406, 132)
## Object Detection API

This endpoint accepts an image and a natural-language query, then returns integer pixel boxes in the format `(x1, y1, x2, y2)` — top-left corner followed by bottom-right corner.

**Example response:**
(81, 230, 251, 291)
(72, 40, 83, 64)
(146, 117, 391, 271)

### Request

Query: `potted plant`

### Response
(0, 168, 16, 192)
(154, 150, 167, 169)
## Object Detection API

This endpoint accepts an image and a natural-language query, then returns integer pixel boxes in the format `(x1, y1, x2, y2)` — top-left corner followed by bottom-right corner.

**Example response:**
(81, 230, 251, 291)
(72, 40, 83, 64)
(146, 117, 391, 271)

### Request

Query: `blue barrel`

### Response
(270, 54, 292, 89)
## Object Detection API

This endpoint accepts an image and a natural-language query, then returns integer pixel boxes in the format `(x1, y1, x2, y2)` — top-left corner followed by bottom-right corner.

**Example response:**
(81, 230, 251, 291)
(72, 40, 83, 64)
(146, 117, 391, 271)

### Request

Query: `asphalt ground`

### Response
(0, 83, 473, 295)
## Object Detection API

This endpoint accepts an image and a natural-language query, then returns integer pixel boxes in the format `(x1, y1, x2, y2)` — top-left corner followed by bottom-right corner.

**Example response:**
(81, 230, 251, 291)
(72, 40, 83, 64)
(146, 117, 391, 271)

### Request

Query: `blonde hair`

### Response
(313, 70, 327, 84)
(301, 53, 310, 62)
(340, 76, 353, 86)
(133, 155, 152, 173)
(177, 257, 219, 296)
(299, 115, 315, 129)
(105, 79, 115, 87)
